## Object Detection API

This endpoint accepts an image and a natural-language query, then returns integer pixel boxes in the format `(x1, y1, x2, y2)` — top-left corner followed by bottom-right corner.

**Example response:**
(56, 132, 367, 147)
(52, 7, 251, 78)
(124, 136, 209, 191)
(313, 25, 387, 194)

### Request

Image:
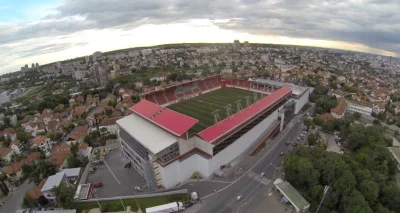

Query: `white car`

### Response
(260, 172, 265, 177)
(236, 195, 243, 201)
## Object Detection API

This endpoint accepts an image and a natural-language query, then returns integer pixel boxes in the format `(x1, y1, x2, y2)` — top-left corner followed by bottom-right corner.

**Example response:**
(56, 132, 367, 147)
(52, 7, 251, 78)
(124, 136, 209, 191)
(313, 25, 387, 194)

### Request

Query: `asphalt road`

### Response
(0, 180, 34, 213)
(197, 114, 307, 213)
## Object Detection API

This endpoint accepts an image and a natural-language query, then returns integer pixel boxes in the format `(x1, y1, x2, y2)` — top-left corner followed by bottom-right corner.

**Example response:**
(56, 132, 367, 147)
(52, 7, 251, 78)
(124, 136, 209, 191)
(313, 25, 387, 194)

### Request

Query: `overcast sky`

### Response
(1, 0, 399, 74)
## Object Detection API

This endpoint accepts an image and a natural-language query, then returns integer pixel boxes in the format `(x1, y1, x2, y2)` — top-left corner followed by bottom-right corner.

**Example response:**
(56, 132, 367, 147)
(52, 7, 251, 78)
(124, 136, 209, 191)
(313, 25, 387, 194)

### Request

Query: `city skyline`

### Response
(1, 0, 399, 74)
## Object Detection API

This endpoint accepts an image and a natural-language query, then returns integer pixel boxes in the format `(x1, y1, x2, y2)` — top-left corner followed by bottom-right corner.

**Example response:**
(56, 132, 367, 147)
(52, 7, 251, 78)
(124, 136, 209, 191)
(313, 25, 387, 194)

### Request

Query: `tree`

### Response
(16, 129, 31, 142)
(29, 160, 57, 185)
(307, 134, 318, 146)
(359, 180, 379, 205)
(304, 119, 314, 130)
(353, 112, 361, 120)
(341, 190, 372, 213)
(52, 183, 76, 209)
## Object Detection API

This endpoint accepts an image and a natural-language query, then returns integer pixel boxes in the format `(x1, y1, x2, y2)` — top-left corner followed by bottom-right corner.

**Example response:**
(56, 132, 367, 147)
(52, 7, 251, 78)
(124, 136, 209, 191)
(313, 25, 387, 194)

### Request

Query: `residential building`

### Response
(2, 128, 17, 141)
(78, 143, 92, 158)
(31, 136, 54, 152)
(346, 100, 373, 116)
(373, 104, 386, 114)
(90, 62, 108, 86)
(25, 152, 41, 165)
(41, 171, 69, 202)
(62, 168, 81, 183)
(10, 140, 21, 154)
(99, 117, 120, 136)
(330, 97, 348, 119)
(28, 178, 47, 200)
(233, 40, 241, 50)
(6, 161, 24, 180)
(50, 144, 70, 170)
(0, 147, 13, 162)
(66, 126, 88, 145)
(9, 114, 18, 126)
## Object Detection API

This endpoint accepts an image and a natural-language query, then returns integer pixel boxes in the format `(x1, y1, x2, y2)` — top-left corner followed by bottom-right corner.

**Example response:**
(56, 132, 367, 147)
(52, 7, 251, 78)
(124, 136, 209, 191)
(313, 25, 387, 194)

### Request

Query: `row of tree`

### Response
(284, 124, 400, 213)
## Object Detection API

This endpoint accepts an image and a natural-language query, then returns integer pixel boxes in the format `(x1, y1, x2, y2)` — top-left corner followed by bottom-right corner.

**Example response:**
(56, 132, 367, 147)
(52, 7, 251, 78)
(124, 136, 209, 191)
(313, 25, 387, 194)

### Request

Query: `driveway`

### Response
(0, 180, 34, 213)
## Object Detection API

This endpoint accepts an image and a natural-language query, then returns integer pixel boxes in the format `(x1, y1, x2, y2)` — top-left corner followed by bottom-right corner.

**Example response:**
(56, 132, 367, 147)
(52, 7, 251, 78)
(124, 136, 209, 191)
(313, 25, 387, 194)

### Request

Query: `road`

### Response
(195, 113, 308, 213)
(0, 180, 34, 213)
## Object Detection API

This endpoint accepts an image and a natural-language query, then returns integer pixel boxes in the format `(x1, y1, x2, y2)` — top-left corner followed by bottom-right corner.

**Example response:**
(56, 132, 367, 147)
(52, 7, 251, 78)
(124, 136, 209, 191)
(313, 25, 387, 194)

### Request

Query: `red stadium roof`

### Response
(130, 100, 198, 136)
(198, 87, 292, 143)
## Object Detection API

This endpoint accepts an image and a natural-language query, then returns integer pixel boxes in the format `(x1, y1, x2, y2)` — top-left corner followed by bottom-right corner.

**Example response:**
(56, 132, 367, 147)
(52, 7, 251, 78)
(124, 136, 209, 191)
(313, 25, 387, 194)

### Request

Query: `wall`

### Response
(293, 88, 310, 114)
(208, 110, 278, 175)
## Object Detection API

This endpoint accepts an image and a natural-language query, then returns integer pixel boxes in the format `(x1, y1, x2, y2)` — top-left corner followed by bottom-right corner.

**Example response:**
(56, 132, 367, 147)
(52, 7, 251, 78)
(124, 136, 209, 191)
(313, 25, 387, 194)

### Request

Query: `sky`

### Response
(1, 0, 400, 74)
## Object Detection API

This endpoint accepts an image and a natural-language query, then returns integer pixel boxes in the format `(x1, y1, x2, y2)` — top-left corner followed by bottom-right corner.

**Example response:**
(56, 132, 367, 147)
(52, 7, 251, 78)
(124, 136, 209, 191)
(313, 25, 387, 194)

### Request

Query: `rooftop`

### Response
(198, 87, 292, 143)
(274, 178, 310, 212)
(63, 167, 81, 177)
(253, 79, 308, 96)
(41, 171, 66, 192)
(130, 100, 198, 136)
(116, 113, 178, 154)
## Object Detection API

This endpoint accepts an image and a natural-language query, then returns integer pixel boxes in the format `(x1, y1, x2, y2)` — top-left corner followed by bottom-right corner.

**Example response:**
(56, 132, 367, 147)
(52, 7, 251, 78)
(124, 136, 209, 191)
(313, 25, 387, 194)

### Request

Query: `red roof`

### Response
(130, 100, 198, 136)
(131, 100, 163, 118)
(198, 87, 292, 143)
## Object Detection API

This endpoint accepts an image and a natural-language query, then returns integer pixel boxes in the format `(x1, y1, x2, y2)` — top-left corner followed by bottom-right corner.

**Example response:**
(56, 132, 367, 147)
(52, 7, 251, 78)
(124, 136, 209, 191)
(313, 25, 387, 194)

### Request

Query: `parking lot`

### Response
(86, 149, 146, 198)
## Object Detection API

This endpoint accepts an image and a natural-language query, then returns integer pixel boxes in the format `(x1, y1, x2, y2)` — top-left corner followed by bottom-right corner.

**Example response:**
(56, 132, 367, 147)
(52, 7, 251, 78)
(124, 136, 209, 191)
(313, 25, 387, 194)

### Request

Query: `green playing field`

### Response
(167, 87, 262, 133)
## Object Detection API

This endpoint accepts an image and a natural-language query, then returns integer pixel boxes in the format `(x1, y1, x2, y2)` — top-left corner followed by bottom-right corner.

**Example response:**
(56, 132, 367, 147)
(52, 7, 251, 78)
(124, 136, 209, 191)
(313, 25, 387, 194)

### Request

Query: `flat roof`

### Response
(116, 113, 178, 154)
(198, 87, 292, 143)
(41, 171, 65, 192)
(146, 202, 178, 212)
(130, 100, 198, 136)
(62, 168, 81, 177)
(274, 178, 310, 212)
(389, 147, 400, 164)
(253, 79, 307, 96)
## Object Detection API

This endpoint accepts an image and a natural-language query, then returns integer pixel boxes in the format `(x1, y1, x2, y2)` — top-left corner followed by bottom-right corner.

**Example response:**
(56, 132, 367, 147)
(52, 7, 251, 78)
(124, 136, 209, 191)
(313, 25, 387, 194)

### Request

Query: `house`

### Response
(330, 97, 348, 119)
(6, 161, 24, 180)
(31, 136, 54, 152)
(2, 128, 17, 141)
(46, 120, 60, 133)
(66, 126, 88, 145)
(393, 101, 400, 114)
(41, 171, 69, 202)
(98, 117, 120, 136)
(41, 109, 54, 125)
(10, 140, 21, 154)
(73, 106, 87, 118)
(346, 100, 373, 116)
(78, 143, 92, 158)
(25, 122, 39, 137)
(0, 147, 13, 162)
(50, 144, 70, 170)
(62, 168, 81, 183)
(373, 104, 386, 114)
(25, 152, 42, 165)
(28, 178, 47, 200)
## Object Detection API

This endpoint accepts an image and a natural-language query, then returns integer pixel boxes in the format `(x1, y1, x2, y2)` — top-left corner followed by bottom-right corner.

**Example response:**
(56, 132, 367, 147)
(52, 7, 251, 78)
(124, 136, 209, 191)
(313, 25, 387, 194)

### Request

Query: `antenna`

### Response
(225, 104, 233, 118)
(235, 99, 242, 112)
(212, 109, 221, 124)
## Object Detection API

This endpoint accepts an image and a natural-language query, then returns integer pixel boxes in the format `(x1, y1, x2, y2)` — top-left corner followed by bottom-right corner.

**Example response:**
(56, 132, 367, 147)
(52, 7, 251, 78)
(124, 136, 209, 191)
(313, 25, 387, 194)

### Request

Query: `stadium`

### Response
(116, 75, 310, 190)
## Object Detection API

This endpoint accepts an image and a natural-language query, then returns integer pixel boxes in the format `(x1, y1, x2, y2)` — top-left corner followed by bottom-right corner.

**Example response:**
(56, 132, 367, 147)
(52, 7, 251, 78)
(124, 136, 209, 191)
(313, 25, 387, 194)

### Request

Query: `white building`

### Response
(31, 136, 54, 152)
(346, 100, 372, 116)
(41, 171, 69, 202)
(117, 87, 292, 190)
(74, 70, 85, 80)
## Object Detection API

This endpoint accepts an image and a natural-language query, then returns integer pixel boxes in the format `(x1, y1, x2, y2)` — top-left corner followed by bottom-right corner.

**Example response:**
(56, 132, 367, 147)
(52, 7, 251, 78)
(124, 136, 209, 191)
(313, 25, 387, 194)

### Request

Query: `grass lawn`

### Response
(76, 194, 190, 213)
(167, 87, 261, 133)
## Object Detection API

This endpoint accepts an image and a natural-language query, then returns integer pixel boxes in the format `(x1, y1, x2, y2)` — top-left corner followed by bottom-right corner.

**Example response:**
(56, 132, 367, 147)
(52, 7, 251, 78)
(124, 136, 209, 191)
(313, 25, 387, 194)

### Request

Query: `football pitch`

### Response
(167, 87, 262, 133)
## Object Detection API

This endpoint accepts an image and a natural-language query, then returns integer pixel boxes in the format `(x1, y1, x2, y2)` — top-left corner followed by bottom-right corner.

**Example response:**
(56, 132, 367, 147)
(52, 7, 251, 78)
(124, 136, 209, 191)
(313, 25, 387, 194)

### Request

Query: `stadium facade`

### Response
(116, 75, 310, 190)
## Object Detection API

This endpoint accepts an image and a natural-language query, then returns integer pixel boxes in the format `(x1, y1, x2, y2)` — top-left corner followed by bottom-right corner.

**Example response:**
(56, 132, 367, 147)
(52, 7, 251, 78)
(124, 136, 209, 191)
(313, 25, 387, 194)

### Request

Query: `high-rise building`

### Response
(92, 51, 103, 61)
(244, 41, 250, 48)
(31, 63, 35, 69)
(90, 62, 108, 86)
(233, 40, 241, 50)
(36, 63, 39, 68)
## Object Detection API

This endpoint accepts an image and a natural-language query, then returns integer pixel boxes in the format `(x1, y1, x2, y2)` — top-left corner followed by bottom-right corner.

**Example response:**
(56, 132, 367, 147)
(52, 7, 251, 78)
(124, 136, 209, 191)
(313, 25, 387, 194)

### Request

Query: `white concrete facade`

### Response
(158, 109, 279, 189)
(347, 101, 372, 116)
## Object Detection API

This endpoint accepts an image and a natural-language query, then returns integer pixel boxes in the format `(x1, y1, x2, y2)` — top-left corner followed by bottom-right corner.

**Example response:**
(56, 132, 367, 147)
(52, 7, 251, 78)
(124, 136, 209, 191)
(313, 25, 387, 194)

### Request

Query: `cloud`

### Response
(1, 0, 400, 73)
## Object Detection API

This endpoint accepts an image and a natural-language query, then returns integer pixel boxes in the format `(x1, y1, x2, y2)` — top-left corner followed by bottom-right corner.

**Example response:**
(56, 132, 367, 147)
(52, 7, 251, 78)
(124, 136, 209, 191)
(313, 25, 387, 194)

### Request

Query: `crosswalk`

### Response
(247, 171, 271, 185)
(183, 202, 204, 213)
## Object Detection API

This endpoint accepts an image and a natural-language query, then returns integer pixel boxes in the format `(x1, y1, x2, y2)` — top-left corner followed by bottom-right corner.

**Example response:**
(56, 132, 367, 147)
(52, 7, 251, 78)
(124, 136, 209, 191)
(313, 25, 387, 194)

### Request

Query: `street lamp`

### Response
(237, 202, 248, 213)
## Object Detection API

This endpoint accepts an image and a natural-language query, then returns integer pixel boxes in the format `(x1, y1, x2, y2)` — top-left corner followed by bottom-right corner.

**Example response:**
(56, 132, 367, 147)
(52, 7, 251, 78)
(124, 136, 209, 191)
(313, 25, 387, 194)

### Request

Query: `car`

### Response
(260, 172, 265, 177)
(297, 120, 300, 123)
(236, 195, 243, 201)
(297, 137, 301, 141)
(279, 152, 284, 156)
(286, 140, 290, 145)
(135, 186, 142, 192)
(184, 202, 194, 208)
(93, 182, 103, 187)
(300, 134, 305, 137)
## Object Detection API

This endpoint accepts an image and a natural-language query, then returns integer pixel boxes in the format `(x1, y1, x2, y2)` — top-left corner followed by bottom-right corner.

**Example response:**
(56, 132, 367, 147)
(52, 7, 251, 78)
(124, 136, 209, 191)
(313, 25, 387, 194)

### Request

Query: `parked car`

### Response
(260, 172, 265, 177)
(279, 152, 285, 156)
(93, 182, 103, 187)
(184, 202, 194, 208)
(236, 195, 243, 201)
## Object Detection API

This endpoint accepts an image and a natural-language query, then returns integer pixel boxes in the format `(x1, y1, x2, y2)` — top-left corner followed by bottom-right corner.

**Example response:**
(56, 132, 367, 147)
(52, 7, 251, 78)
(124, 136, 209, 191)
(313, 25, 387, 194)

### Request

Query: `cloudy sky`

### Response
(1, 0, 399, 74)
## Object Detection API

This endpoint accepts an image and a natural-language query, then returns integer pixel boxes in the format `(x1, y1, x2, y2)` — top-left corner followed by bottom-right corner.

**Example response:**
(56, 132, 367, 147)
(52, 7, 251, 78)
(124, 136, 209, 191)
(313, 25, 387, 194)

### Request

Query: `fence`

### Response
(78, 189, 188, 203)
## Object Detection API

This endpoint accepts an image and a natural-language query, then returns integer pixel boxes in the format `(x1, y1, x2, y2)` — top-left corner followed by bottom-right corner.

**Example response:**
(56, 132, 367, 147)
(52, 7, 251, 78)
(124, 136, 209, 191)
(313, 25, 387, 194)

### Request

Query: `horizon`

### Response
(1, 0, 399, 74)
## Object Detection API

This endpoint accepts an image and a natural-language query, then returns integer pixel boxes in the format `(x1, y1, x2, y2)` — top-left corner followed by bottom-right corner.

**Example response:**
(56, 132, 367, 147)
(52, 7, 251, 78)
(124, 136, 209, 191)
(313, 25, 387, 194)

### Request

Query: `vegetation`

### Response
(28, 160, 57, 185)
(52, 182, 76, 209)
(167, 87, 257, 133)
(67, 143, 88, 168)
(284, 124, 399, 213)
(310, 86, 338, 114)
